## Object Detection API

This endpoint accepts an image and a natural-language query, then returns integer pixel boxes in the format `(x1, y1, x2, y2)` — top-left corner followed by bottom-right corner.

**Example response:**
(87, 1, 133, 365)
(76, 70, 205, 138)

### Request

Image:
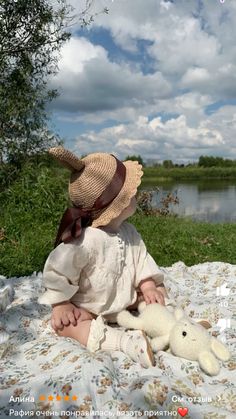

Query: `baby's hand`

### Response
(139, 279, 166, 306)
(142, 288, 165, 305)
(51, 302, 81, 331)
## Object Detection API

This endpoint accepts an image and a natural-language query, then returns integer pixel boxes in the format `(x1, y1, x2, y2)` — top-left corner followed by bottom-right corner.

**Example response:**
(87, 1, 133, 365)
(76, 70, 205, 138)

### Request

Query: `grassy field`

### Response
(131, 214, 236, 267)
(1, 160, 236, 277)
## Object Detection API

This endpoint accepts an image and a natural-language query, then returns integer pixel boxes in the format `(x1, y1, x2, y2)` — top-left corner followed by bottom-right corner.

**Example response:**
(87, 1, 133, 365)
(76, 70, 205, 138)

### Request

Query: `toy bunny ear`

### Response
(48, 146, 85, 172)
(198, 350, 220, 376)
(210, 337, 231, 361)
(174, 307, 185, 321)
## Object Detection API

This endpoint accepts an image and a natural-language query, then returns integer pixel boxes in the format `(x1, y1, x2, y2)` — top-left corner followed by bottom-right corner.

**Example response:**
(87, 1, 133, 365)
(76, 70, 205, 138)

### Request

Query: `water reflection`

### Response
(141, 180, 236, 223)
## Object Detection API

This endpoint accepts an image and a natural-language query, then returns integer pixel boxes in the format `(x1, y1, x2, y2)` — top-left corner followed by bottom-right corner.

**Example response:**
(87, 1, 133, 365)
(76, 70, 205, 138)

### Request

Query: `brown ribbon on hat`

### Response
(54, 155, 126, 247)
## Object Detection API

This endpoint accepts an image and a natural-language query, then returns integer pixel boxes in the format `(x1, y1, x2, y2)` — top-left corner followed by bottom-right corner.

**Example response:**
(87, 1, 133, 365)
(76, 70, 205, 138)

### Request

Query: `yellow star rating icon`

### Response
(38, 394, 78, 402)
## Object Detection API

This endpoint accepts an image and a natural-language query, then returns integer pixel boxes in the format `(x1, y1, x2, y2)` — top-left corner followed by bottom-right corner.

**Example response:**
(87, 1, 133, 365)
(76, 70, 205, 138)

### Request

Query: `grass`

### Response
(1, 160, 236, 277)
(130, 214, 236, 267)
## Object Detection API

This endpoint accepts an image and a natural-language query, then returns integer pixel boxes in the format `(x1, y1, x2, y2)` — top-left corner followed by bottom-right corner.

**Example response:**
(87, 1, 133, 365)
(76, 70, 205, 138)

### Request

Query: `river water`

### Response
(141, 179, 236, 223)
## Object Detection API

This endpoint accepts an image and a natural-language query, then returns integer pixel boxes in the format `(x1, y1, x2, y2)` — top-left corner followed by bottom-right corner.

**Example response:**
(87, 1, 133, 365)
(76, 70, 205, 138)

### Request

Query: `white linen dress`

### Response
(38, 221, 164, 321)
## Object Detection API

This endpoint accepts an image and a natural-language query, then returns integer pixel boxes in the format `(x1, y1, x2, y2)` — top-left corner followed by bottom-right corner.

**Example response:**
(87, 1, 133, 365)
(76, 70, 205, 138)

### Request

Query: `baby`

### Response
(38, 147, 168, 368)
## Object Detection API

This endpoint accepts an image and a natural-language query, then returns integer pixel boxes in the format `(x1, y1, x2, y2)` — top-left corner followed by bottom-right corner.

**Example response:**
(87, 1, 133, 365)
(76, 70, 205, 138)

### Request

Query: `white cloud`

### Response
(182, 68, 211, 84)
(57, 37, 106, 74)
(73, 107, 236, 163)
(51, 36, 171, 113)
(49, 0, 236, 161)
(181, 63, 236, 99)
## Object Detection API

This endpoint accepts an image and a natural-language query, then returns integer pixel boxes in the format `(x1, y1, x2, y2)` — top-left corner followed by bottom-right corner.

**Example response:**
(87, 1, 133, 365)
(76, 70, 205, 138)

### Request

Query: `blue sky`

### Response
(48, 0, 236, 163)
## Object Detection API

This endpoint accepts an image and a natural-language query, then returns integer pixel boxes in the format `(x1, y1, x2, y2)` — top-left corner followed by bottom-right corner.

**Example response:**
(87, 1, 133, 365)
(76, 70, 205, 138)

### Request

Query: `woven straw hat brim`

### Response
(91, 160, 143, 228)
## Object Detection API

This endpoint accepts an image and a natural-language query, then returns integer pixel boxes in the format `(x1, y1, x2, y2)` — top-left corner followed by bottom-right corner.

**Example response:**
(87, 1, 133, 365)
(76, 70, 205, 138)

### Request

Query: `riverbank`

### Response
(1, 161, 235, 277)
(143, 166, 236, 181)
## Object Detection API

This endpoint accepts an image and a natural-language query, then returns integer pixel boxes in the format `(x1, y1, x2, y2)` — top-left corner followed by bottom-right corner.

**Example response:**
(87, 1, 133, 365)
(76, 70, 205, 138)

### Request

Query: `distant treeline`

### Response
(125, 155, 236, 168)
(198, 156, 236, 168)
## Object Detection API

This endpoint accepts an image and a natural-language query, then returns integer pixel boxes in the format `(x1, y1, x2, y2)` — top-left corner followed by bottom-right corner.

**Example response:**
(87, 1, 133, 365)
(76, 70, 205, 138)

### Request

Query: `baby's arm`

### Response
(130, 223, 167, 305)
(39, 243, 90, 331)
(139, 278, 168, 305)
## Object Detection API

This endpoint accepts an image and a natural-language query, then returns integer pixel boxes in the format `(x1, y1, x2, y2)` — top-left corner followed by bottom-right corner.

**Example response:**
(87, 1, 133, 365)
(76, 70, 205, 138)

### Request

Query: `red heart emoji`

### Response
(177, 407, 188, 417)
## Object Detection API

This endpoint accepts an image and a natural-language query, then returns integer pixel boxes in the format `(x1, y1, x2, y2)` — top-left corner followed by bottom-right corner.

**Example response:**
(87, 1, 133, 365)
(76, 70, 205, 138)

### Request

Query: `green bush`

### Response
(0, 160, 69, 276)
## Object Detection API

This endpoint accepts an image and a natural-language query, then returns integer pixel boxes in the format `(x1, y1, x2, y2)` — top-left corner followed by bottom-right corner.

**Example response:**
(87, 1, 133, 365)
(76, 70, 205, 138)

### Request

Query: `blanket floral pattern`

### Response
(0, 262, 235, 419)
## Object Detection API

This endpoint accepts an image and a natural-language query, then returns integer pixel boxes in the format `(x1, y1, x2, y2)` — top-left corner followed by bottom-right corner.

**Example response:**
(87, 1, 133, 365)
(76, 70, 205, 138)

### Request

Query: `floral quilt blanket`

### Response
(0, 261, 235, 419)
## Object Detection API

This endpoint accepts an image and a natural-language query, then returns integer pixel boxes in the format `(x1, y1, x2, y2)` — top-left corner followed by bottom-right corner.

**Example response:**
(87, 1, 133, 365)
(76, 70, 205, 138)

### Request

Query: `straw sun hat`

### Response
(49, 147, 143, 245)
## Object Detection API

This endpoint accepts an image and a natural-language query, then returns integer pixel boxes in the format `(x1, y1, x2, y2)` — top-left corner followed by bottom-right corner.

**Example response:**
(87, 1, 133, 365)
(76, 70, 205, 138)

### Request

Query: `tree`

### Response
(0, 0, 72, 167)
(163, 159, 174, 169)
(77, 0, 109, 27)
(0, 0, 110, 171)
(198, 155, 236, 167)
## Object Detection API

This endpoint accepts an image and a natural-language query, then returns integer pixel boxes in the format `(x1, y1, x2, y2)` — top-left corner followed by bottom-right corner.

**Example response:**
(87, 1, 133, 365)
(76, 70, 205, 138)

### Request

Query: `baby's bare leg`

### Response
(57, 308, 155, 367)
(56, 307, 96, 347)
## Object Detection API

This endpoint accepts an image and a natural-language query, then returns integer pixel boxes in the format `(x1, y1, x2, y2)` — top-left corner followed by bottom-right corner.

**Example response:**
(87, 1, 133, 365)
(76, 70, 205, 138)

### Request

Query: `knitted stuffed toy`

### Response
(0, 279, 14, 358)
(117, 302, 231, 376)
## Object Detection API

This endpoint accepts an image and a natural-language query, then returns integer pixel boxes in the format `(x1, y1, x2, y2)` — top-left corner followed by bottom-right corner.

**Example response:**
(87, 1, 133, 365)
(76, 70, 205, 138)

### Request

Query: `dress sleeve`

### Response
(38, 241, 89, 305)
(129, 224, 164, 287)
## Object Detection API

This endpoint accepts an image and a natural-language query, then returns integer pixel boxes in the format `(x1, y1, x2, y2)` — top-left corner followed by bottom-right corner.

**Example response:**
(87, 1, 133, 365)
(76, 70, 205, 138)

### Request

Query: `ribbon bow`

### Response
(54, 207, 93, 247)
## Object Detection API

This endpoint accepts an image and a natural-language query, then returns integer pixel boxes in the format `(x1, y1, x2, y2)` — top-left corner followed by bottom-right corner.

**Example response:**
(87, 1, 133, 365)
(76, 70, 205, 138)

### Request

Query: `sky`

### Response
(48, 0, 236, 164)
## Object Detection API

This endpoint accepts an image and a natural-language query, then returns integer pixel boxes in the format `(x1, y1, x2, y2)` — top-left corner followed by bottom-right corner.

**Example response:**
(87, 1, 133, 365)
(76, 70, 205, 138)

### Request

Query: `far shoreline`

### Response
(143, 166, 236, 181)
